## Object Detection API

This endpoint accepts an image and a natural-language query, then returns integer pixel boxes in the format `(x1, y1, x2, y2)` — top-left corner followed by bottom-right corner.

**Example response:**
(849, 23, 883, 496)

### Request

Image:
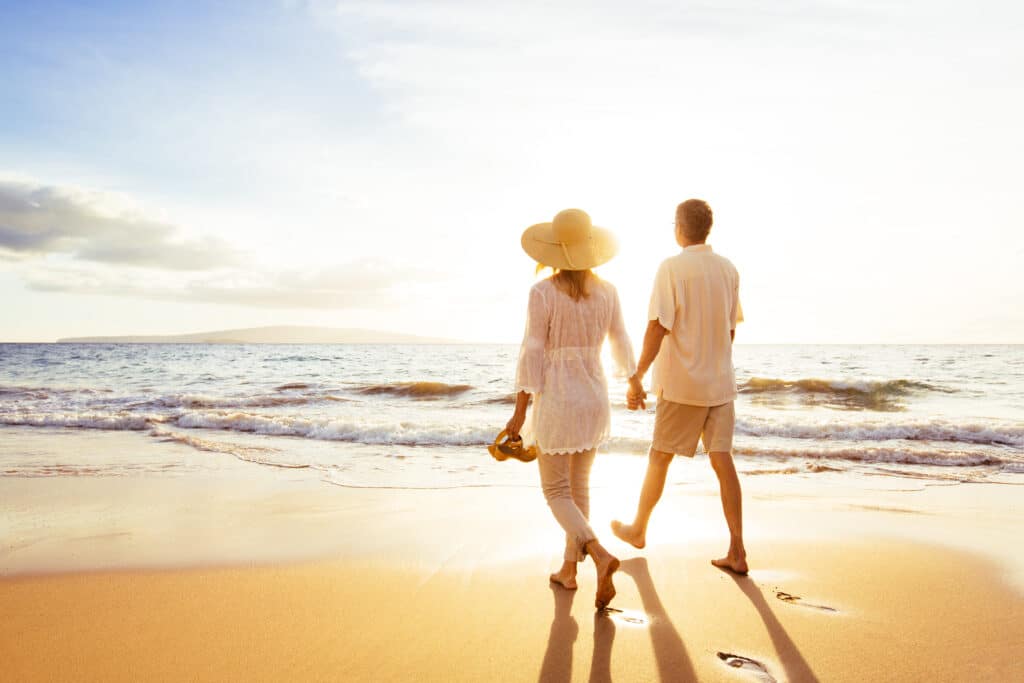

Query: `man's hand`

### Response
(626, 375, 647, 411)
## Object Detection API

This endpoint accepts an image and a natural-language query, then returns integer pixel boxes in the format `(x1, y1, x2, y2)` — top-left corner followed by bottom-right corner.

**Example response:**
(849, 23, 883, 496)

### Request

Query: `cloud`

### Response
(18, 256, 444, 311)
(0, 179, 240, 270)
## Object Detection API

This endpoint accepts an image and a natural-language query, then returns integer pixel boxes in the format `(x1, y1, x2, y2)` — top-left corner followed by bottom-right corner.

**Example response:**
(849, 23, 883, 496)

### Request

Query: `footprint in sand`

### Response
(775, 591, 838, 613)
(716, 652, 777, 682)
(599, 607, 648, 626)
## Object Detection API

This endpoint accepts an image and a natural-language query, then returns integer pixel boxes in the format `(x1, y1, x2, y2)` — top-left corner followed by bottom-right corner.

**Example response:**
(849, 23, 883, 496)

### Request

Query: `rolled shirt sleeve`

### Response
(648, 260, 676, 330)
(514, 285, 549, 394)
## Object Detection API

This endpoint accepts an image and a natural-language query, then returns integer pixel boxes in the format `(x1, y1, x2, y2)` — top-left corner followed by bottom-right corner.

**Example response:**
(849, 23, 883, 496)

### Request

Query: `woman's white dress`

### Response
(515, 277, 637, 455)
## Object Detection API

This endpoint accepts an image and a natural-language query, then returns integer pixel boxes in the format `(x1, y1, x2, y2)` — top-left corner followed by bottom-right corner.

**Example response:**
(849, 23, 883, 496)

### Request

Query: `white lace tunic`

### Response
(515, 277, 637, 455)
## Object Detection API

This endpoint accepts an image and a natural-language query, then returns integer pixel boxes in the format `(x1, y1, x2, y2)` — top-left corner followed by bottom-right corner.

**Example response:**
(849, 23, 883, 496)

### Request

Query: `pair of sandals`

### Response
(487, 429, 538, 463)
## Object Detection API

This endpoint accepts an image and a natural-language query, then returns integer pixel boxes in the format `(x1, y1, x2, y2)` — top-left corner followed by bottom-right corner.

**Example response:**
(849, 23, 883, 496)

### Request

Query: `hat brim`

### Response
(520, 223, 618, 270)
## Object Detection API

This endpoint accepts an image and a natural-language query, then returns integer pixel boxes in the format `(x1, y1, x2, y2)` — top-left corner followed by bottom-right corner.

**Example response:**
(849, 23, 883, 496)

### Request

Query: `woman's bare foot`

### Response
(594, 554, 620, 609)
(610, 520, 646, 549)
(550, 562, 578, 590)
(711, 554, 748, 576)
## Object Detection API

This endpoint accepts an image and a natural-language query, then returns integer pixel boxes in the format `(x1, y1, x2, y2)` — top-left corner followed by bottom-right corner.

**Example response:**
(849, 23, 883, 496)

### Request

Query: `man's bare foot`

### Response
(594, 555, 620, 609)
(610, 520, 646, 549)
(549, 568, 578, 590)
(711, 555, 749, 576)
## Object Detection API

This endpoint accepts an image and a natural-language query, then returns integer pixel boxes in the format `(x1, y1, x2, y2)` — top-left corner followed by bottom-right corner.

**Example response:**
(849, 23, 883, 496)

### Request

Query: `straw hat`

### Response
(520, 208, 618, 271)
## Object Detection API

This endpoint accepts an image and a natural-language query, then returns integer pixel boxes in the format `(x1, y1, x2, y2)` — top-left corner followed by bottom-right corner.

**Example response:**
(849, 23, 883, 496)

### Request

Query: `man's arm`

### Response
(626, 319, 669, 410)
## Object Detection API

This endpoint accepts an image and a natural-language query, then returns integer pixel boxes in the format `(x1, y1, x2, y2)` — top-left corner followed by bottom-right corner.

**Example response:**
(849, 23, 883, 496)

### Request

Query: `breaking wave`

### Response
(731, 444, 1005, 467)
(739, 377, 946, 411)
(173, 411, 494, 446)
(352, 381, 474, 399)
(735, 417, 1024, 447)
(128, 393, 350, 409)
(0, 412, 161, 431)
(742, 377, 939, 395)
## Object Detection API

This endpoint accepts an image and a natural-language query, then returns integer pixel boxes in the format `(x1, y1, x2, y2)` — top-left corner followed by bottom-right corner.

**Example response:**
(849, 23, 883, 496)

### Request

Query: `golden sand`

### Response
(2, 464, 1023, 682)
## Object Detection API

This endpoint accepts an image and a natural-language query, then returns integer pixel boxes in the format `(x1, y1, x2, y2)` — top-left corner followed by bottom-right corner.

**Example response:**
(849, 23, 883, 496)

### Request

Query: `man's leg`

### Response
(708, 450, 747, 574)
(611, 447, 674, 549)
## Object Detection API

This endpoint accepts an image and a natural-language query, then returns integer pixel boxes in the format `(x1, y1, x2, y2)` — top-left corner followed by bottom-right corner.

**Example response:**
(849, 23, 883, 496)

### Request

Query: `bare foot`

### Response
(594, 555, 620, 609)
(711, 555, 749, 576)
(549, 569, 578, 590)
(610, 520, 646, 549)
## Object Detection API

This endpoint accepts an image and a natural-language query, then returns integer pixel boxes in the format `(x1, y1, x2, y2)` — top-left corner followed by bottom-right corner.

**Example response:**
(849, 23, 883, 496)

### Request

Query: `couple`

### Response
(504, 200, 746, 611)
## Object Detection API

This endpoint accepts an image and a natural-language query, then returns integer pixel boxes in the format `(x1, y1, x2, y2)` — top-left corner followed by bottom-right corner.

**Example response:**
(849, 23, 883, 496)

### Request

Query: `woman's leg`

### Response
(565, 449, 596, 562)
(550, 449, 597, 589)
(539, 449, 597, 589)
(540, 449, 618, 607)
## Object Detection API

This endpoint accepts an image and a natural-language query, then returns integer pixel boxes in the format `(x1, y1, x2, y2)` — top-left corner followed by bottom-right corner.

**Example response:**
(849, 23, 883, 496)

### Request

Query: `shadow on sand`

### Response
(538, 583, 579, 682)
(721, 568, 821, 683)
(539, 557, 696, 682)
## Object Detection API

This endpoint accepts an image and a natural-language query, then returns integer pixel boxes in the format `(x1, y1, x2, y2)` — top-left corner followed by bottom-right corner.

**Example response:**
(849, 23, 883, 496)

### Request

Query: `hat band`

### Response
(534, 236, 593, 270)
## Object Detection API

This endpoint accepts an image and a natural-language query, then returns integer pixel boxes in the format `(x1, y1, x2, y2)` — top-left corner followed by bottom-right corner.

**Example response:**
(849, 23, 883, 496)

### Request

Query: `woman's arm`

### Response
(508, 286, 548, 438)
(608, 285, 638, 378)
(506, 390, 531, 438)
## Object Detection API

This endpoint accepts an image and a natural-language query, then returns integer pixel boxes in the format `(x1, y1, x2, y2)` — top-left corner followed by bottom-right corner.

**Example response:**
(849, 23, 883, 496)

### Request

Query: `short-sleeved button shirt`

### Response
(648, 244, 743, 406)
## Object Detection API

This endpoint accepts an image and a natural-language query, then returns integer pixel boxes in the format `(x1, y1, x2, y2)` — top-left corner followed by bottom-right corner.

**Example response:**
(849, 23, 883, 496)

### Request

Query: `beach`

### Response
(2, 343, 1022, 680)
(2, 427, 1023, 682)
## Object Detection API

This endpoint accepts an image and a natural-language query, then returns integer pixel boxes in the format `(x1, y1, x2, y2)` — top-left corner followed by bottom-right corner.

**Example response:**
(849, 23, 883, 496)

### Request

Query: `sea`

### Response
(0, 344, 1021, 488)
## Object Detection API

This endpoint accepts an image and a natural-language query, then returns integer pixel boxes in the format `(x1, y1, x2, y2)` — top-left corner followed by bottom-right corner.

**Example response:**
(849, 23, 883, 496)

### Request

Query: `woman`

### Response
(505, 208, 637, 610)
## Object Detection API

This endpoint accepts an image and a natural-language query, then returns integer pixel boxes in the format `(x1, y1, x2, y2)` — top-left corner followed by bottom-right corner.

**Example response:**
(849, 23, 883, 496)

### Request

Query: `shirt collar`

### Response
(683, 244, 712, 253)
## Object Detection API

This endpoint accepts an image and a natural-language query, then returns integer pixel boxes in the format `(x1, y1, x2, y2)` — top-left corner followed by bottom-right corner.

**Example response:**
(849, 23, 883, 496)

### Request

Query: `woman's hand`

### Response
(506, 410, 526, 439)
(506, 390, 531, 438)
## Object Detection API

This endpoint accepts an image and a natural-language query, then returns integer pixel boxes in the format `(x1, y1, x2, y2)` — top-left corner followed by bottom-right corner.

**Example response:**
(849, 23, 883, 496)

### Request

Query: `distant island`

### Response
(57, 325, 459, 344)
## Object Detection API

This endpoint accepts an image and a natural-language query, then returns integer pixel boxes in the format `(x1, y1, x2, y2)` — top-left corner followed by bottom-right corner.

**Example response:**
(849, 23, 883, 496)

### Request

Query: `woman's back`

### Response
(516, 275, 635, 454)
(537, 277, 618, 352)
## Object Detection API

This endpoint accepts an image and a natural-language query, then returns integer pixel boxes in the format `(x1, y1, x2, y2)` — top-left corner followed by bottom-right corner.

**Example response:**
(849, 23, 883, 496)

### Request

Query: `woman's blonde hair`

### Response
(537, 264, 594, 301)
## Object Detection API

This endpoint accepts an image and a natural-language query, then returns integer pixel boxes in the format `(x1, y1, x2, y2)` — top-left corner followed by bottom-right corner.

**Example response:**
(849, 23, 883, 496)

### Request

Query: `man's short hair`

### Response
(676, 199, 713, 242)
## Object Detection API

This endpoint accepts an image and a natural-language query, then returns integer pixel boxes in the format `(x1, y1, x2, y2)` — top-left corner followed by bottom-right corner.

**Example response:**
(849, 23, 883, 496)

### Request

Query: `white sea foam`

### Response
(734, 418, 1024, 447)
(172, 411, 495, 446)
(731, 444, 1005, 467)
(0, 412, 158, 430)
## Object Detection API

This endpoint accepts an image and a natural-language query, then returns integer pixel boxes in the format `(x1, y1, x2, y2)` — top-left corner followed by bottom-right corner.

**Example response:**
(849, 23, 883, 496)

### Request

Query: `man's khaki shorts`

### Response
(651, 399, 735, 457)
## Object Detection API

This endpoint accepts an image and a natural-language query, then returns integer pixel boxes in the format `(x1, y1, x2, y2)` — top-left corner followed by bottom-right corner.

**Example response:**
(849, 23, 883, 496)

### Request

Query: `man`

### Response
(611, 198, 747, 574)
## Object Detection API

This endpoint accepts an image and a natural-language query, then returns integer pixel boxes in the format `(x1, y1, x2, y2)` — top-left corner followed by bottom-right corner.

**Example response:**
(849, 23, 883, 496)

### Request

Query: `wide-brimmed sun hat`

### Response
(521, 208, 618, 271)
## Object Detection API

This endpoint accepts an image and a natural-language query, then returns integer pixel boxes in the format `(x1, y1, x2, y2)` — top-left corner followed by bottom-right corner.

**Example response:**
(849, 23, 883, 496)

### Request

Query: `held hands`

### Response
(626, 375, 647, 411)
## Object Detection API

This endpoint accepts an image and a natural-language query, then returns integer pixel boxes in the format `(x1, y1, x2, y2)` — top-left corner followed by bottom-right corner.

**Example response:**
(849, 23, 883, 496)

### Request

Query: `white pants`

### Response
(537, 449, 597, 562)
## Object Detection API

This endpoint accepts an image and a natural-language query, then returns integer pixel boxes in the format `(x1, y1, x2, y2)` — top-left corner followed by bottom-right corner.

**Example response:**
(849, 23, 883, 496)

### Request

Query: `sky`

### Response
(1, 0, 1022, 343)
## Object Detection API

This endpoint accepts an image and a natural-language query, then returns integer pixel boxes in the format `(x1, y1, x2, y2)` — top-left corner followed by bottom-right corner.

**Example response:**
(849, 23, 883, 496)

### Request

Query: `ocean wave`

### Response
(173, 411, 494, 446)
(475, 394, 517, 406)
(739, 377, 945, 411)
(128, 393, 350, 410)
(352, 381, 474, 399)
(735, 417, 1024, 447)
(731, 444, 1006, 467)
(741, 377, 940, 395)
(0, 412, 160, 430)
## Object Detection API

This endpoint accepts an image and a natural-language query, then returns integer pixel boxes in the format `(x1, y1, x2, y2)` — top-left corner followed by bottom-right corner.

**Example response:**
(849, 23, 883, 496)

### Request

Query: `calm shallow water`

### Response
(0, 343, 1021, 487)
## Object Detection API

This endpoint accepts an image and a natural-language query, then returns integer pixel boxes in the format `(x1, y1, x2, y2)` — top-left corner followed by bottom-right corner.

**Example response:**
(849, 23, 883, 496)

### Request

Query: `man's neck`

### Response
(681, 240, 707, 249)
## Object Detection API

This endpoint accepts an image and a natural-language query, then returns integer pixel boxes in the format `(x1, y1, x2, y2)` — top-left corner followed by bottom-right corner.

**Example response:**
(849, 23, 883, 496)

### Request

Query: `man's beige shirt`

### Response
(648, 244, 743, 406)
